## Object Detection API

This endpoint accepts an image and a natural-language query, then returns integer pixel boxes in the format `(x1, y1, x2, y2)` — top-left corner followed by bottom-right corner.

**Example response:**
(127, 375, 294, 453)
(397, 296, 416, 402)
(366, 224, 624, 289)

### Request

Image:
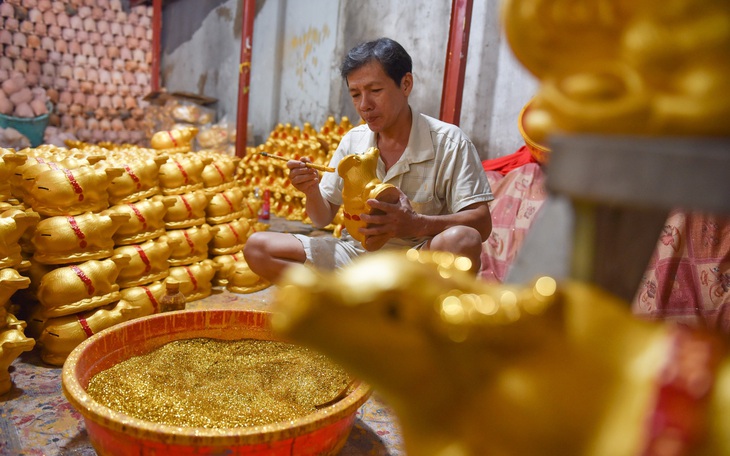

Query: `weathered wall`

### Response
(161, 0, 536, 158)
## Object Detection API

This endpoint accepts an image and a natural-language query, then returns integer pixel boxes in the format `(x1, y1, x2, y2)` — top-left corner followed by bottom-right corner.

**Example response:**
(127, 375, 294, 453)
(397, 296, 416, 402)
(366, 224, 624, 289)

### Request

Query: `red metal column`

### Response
(151, 0, 162, 92)
(439, 0, 473, 126)
(235, 0, 256, 157)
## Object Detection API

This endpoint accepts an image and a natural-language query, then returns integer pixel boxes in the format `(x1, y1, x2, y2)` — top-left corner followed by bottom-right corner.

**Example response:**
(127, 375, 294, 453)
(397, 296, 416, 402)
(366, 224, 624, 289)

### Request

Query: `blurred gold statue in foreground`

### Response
(502, 0, 730, 140)
(273, 250, 730, 456)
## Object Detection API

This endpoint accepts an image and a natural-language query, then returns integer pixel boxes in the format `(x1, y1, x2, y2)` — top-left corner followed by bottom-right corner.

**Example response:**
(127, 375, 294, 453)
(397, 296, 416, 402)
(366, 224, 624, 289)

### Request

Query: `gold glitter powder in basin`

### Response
(61, 309, 371, 456)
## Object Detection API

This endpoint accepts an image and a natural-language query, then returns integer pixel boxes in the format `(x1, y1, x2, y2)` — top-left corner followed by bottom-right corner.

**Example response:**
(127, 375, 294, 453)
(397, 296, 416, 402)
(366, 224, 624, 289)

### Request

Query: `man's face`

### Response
(346, 60, 411, 133)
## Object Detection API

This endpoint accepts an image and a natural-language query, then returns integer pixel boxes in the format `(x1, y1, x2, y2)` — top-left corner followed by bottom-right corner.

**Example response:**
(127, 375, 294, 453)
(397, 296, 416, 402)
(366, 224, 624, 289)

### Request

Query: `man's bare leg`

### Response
(427, 225, 484, 274)
(243, 231, 307, 282)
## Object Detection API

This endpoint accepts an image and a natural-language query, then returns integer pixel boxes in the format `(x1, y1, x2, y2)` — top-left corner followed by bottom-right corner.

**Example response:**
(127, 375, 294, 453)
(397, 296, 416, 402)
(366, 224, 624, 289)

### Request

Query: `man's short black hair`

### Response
(340, 37, 412, 86)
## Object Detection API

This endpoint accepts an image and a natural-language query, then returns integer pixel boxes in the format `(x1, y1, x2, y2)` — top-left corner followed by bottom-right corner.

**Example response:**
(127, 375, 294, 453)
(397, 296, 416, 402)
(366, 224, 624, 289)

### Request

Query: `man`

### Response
(244, 37, 493, 282)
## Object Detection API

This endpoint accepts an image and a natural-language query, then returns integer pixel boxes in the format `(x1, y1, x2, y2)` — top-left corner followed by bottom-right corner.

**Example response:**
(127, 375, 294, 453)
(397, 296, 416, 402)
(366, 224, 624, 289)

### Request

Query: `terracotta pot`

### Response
(5, 18, 19, 32)
(28, 7, 41, 23)
(40, 35, 53, 50)
(27, 60, 41, 75)
(12, 31, 26, 47)
(20, 19, 35, 34)
(47, 24, 60, 38)
(69, 14, 82, 30)
(21, 46, 35, 61)
(56, 11, 68, 27)
(41, 62, 54, 76)
(33, 21, 46, 36)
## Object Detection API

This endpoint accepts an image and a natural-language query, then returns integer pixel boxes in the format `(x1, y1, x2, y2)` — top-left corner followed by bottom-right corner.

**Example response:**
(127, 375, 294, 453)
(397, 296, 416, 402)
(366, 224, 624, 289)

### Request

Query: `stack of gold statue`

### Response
(13, 143, 172, 366)
(0, 152, 37, 394)
(0, 125, 284, 382)
(237, 116, 354, 231)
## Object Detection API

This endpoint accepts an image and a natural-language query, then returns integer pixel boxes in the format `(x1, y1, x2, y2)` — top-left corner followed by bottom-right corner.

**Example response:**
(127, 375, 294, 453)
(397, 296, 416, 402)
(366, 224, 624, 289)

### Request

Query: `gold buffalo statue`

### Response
(0, 304, 35, 394)
(205, 186, 247, 225)
(118, 281, 167, 316)
(220, 257, 271, 294)
(112, 237, 181, 288)
(10, 153, 101, 202)
(337, 146, 400, 251)
(103, 196, 177, 246)
(209, 218, 250, 256)
(273, 249, 730, 456)
(160, 223, 218, 267)
(150, 126, 198, 154)
(0, 208, 40, 269)
(36, 254, 130, 317)
(167, 259, 220, 302)
(0, 152, 27, 202)
(103, 155, 168, 205)
(26, 165, 124, 216)
(158, 153, 213, 196)
(36, 298, 145, 366)
(200, 151, 240, 192)
(156, 189, 211, 230)
(31, 212, 130, 265)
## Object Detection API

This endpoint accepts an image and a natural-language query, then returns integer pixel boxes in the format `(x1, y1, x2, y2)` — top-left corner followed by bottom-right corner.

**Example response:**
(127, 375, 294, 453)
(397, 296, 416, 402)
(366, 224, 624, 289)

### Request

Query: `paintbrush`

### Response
(259, 152, 335, 173)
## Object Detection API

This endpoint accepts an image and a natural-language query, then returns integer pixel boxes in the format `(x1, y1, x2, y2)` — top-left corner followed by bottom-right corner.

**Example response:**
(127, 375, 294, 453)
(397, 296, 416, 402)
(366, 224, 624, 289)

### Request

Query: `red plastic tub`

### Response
(61, 309, 370, 455)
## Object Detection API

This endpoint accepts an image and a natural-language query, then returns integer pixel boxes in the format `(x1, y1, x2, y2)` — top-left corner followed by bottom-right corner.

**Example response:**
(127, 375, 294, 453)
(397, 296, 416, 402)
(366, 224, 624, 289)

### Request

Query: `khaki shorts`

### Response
(292, 230, 427, 271)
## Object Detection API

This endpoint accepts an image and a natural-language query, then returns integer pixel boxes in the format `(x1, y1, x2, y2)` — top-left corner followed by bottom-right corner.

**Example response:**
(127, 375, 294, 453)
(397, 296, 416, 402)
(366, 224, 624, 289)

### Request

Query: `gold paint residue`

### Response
(86, 338, 350, 428)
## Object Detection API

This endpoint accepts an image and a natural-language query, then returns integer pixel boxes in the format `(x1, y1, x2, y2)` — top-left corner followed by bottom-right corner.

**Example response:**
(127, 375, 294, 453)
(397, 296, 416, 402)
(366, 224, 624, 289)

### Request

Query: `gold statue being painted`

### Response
(273, 249, 730, 456)
(338, 147, 400, 251)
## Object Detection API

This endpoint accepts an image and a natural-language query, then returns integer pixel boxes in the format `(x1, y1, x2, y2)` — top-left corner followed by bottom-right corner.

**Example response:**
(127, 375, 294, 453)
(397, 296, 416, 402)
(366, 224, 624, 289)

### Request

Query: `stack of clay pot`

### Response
(0, 0, 153, 145)
(0, 73, 49, 118)
(237, 116, 353, 230)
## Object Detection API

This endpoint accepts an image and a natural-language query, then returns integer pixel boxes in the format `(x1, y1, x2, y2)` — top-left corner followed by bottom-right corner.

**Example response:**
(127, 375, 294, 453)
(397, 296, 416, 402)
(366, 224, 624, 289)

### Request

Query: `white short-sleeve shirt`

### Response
(317, 108, 493, 248)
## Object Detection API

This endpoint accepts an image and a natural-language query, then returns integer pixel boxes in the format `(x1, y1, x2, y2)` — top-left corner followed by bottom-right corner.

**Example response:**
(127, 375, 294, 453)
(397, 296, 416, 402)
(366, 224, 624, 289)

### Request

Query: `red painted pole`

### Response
(439, 0, 473, 126)
(235, 0, 256, 157)
(151, 0, 162, 92)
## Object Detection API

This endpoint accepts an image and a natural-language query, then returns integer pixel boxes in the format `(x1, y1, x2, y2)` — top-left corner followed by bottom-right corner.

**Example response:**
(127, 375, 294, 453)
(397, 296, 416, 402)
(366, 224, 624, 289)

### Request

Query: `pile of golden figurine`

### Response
(0, 115, 354, 389)
(237, 116, 353, 232)
(0, 127, 272, 383)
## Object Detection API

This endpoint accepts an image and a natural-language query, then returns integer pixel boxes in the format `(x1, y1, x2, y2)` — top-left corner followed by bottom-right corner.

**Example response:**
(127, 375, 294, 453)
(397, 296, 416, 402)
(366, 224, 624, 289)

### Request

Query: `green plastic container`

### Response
(0, 103, 52, 147)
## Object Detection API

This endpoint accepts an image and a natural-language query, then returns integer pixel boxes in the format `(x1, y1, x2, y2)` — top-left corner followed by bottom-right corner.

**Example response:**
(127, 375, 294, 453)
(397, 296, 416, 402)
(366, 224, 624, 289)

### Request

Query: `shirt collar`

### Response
(381, 108, 433, 178)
